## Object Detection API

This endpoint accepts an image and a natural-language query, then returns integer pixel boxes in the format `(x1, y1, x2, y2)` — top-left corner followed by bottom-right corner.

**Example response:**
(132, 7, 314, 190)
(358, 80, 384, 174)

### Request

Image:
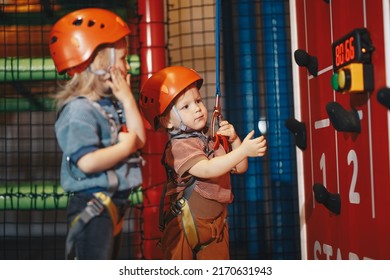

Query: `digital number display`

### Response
(333, 36, 355, 69)
(332, 28, 373, 71)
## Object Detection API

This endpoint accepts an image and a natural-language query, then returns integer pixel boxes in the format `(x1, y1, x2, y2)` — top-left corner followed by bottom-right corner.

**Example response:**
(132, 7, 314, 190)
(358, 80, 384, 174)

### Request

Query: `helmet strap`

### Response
(88, 48, 115, 79)
(172, 105, 193, 133)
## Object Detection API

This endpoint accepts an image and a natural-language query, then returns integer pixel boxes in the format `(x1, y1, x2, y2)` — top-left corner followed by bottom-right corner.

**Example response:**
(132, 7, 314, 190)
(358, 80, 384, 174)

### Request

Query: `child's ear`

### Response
(159, 115, 173, 129)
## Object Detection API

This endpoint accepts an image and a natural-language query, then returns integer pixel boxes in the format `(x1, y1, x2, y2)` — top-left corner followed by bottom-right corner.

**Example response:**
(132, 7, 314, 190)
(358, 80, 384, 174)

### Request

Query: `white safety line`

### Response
(384, 0, 390, 178)
(289, 0, 307, 260)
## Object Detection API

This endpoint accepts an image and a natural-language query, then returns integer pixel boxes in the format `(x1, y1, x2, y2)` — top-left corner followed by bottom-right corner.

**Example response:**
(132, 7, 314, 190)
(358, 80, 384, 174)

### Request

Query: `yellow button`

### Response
(338, 69, 346, 90)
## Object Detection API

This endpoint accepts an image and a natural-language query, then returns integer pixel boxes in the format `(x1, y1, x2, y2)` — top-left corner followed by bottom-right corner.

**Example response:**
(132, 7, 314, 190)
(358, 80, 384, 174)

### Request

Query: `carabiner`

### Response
(213, 133, 230, 152)
(210, 102, 230, 152)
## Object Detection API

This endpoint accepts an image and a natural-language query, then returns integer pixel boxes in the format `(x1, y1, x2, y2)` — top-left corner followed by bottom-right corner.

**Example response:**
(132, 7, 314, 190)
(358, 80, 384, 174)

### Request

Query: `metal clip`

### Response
(176, 197, 186, 208)
(85, 198, 105, 217)
(170, 204, 181, 216)
(171, 198, 186, 216)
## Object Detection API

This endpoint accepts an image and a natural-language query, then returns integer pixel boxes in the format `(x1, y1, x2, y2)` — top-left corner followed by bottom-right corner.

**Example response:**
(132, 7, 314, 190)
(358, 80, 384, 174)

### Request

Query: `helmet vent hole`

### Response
(100, 24, 105, 29)
(72, 18, 83, 26)
(87, 20, 95, 27)
(50, 36, 57, 44)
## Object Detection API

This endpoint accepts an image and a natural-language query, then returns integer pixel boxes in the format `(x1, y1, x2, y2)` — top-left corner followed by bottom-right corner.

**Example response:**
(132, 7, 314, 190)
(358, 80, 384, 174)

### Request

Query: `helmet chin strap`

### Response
(88, 48, 115, 79)
(172, 106, 194, 133)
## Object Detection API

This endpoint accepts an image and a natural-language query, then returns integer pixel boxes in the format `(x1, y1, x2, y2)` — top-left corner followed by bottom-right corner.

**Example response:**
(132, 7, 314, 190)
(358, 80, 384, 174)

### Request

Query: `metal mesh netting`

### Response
(0, 0, 142, 260)
(166, 0, 300, 259)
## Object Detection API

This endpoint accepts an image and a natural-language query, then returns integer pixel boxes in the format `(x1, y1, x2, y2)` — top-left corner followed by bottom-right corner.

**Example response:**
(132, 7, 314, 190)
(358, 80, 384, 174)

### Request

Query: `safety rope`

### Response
(215, 0, 221, 100)
(211, 0, 229, 152)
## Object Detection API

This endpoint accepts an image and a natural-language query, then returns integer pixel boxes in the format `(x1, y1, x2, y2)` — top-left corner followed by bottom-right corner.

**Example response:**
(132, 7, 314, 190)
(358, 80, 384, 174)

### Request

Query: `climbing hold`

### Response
(326, 102, 361, 133)
(313, 184, 341, 215)
(285, 117, 307, 150)
(258, 117, 268, 135)
(377, 87, 390, 110)
(294, 49, 318, 77)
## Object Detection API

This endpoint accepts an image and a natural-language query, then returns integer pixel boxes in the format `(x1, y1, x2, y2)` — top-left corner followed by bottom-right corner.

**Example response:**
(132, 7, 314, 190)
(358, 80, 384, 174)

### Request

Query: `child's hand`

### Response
(217, 120, 238, 143)
(106, 67, 132, 103)
(240, 130, 267, 157)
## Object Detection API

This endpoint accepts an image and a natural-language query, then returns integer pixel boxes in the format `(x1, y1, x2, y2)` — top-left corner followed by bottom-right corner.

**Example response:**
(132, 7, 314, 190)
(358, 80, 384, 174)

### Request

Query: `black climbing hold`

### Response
(285, 117, 307, 150)
(377, 87, 390, 110)
(294, 49, 318, 77)
(313, 184, 341, 215)
(326, 102, 361, 133)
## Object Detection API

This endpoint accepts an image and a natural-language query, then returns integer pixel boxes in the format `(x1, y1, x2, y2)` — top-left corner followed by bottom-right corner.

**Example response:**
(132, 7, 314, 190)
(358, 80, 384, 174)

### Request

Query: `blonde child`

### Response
(140, 66, 267, 259)
(49, 8, 145, 259)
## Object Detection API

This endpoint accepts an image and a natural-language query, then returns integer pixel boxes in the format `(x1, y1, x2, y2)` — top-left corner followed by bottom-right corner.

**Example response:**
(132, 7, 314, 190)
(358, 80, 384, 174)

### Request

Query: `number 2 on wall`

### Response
(348, 150, 360, 204)
(319, 150, 360, 204)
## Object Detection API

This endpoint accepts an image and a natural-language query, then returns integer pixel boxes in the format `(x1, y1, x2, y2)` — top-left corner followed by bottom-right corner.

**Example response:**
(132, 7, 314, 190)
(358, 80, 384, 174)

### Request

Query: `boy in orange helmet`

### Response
(140, 66, 267, 259)
(49, 8, 145, 259)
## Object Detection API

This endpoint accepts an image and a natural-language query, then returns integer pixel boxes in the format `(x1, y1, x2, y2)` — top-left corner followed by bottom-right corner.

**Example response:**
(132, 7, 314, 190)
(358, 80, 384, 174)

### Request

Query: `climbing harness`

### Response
(211, 0, 230, 153)
(165, 183, 199, 250)
(64, 98, 142, 259)
(65, 191, 123, 258)
(159, 131, 221, 257)
(112, 99, 129, 133)
(159, 131, 211, 231)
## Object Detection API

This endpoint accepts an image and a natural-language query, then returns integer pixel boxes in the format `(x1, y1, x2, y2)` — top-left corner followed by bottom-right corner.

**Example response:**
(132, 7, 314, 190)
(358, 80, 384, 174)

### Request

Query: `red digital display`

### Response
(333, 35, 355, 69)
(332, 28, 373, 71)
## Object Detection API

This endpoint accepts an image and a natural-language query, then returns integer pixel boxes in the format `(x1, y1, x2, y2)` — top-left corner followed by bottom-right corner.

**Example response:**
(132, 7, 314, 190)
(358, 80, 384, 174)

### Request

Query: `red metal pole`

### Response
(138, 0, 168, 260)
(139, 0, 166, 86)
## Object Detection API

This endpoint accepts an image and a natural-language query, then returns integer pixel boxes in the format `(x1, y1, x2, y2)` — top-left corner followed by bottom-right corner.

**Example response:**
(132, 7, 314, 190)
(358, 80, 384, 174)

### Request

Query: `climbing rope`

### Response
(211, 0, 229, 151)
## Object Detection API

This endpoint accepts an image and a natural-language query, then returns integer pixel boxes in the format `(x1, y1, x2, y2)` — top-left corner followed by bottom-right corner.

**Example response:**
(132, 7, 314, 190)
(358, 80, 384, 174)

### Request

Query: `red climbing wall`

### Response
(291, 0, 390, 259)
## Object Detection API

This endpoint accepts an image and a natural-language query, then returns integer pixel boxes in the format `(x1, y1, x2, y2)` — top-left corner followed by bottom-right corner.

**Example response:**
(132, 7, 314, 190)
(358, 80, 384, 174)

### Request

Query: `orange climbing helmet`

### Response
(139, 66, 203, 130)
(49, 8, 130, 76)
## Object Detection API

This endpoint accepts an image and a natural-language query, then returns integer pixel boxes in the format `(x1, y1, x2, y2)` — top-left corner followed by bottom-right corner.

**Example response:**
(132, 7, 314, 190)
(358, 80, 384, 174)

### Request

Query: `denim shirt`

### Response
(55, 97, 142, 193)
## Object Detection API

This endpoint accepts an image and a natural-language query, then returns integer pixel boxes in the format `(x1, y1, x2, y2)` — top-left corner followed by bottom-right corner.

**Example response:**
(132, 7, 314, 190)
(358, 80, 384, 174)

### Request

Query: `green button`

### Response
(331, 73, 339, 91)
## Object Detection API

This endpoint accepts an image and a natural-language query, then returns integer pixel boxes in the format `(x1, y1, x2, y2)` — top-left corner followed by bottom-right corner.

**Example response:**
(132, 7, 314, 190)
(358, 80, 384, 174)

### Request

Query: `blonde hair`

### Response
(53, 46, 114, 109)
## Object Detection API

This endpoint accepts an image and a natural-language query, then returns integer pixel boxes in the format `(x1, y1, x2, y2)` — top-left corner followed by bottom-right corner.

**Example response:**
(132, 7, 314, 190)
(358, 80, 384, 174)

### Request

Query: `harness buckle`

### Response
(171, 198, 185, 216)
(85, 198, 105, 217)
(176, 197, 186, 208)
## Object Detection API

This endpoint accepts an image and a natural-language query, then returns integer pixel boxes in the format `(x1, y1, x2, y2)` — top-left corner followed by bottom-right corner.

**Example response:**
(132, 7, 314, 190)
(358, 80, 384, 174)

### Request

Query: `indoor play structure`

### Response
(0, 0, 336, 260)
(289, 0, 390, 259)
(5, 0, 389, 261)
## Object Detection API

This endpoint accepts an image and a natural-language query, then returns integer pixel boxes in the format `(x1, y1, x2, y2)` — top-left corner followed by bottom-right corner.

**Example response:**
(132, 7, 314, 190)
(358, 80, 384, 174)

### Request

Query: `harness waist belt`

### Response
(65, 192, 124, 259)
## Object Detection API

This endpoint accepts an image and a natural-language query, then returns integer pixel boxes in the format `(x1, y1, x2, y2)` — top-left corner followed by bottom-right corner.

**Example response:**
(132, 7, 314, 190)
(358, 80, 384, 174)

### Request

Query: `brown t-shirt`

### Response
(164, 135, 233, 204)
